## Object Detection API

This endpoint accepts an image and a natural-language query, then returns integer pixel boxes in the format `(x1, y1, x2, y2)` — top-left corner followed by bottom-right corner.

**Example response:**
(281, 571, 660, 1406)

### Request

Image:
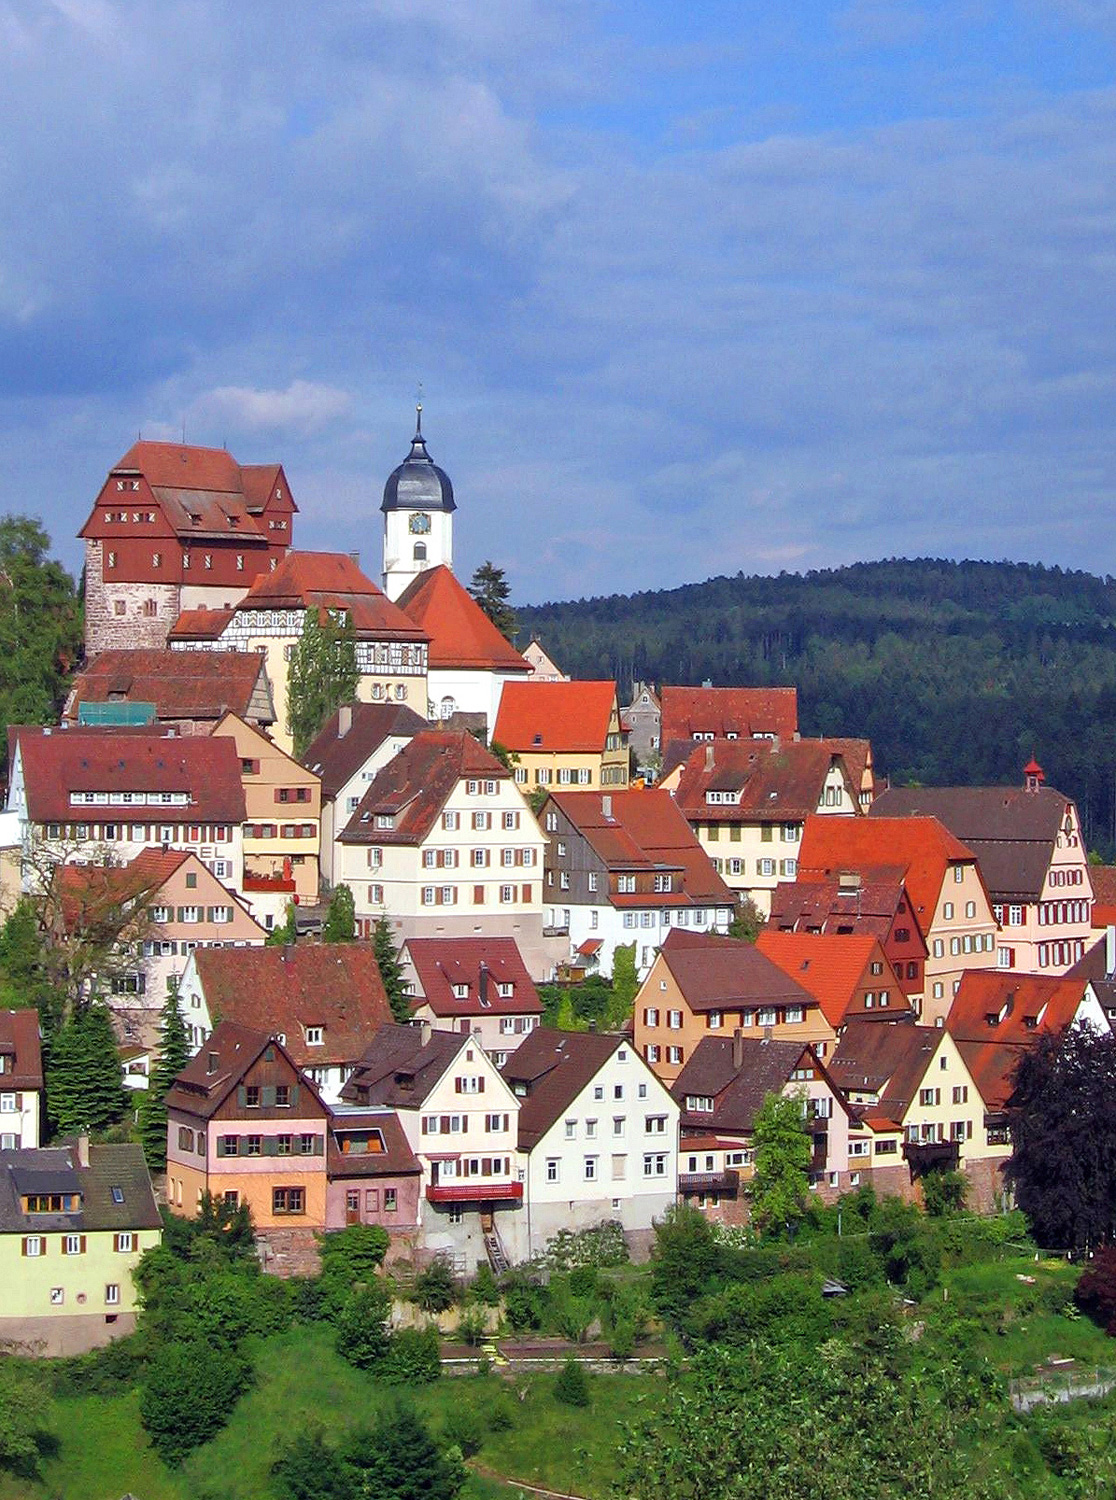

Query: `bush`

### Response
(50, 1335, 143, 1397)
(922, 1170, 967, 1218)
(318, 1224, 390, 1318)
(568, 1265, 600, 1299)
(685, 1274, 833, 1350)
(554, 1357, 590, 1408)
(544, 1219, 629, 1271)
(414, 1258, 457, 1313)
(139, 1339, 249, 1465)
(650, 1204, 720, 1324)
(467, 1262, 501, 1306)
(442, 1406, 485, 1458)
(1075, 1247, 1116, 1333)
(271, 1427, 351, 1500)
(335, 1283, 391, 1369)
(502, 1269, 550, 1331)
(382, 1325, 442, 1386)
(456, 1308, 488, 1347)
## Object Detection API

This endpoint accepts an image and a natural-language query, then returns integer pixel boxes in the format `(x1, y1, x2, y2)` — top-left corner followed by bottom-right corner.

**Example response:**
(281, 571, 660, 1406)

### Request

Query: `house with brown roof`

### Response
(797, 814, 998, 1025)
(769, 865, 928, 1001)
(671, 738, 862, 915)
(176, 943, 393, 1103)
(395, 565, 531, 734)
(63, 648, 276, 736)
(303, 701, 427, 885)
(500, 1028, 678, 1262)
(402, 937, 543, 1065)
(631, 928, 824, 1083)
(541, 789, 735, 980)
(327, 1105, 423, 1240)
(670, 1033, 868, 1219)
(873, 765, 1093, 976)
(0, 1011, 43, 1149)
(79, 440, 295, 656)
(342, 1023, 521, 1271)
(335, 731, 549, 966)
(754, 931, 914, 1050)
(168, 551, 430, 754)
(493, 680, 629, 793)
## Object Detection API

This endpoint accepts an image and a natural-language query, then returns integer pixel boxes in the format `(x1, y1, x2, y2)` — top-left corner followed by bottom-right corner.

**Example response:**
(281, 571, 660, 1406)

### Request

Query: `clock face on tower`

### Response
(409, 513, 431, 535)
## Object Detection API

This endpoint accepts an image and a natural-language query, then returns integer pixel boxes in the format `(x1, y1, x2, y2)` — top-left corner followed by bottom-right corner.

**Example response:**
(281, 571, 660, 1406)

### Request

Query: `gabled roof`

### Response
(655, 928, 815, 1013)
(797, 814, 979, 926)
(168, 609, 234, 642)
(824, 738, 874, 793)
(0, 1141, 162, 1235)
(870, 785, 1078, 902)
(12, 727, 246, 824)
(166, 1020, 328, 1119)
(673, 739, 854, 823)
(755, 931, 913, 1028)
(340, 1023, 467, 1109)
(395, 566, 529, 674)
(59, 847, 190, 929)
(828, 1019, 938, 1121)
(946, 971, 1089, 1044)
(233, 551, 427, 640)
(327, 1109, 422, 1179)
(192, 945, 392, 1069)
(671, 1036, 819, 1134)
(339, 732, 512, 846)
(404, 937, 542, 1018)
(660, 686, 798, 745)
(501, 1029, 630, 1150)
(65, 649, 274, 726)
(0, 1010, 42, 1090)
(302, 702, 428, 799)
(1091, 867, 1116, 926)
(494, 681, 619, 755)
(769, 868, 926, 951)
(550, 790, 734, 907)
(954, 1039, 1025, 1114)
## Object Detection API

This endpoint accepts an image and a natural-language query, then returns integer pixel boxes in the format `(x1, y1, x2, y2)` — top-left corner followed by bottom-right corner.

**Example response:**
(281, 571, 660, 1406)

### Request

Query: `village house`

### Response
(754, 930, 915, 1055)
(0, 1138, 161, 1354)
(303, 702, 428, 886)
(402, 936, 544, 1066)
(620, 682, 662, 777)
(168, 551, 430, 754)
(769, 865, 928, 1002)
(493, 680, 629, 793)
(631, 927, 824, 1083)
(541, 789, 735, 979)
(341, 1023, 522, 1273)
(327, 1105, 423, 1241)
(500, 1029, 679, 1262)
(0, 1010, 43, 1149)
(872, 764, 1093, 975)
(78, 440, 295, 657)
(62, 648, 276, 736)
(796, 814, 998, 1025)
(671, 739, 861, 915)
(334, 731, 549, 969)
(176, 943, 393, 1103)
(521, 640, 567, 681)
(657, 685, 799, 782)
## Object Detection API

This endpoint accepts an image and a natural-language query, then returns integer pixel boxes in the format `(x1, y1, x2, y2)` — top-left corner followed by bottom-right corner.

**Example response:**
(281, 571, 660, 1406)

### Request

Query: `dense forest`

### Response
(519, 559, 1116, 859)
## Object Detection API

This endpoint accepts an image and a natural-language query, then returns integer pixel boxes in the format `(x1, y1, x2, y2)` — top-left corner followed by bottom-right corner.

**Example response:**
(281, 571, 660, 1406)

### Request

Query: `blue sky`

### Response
(2, 0, 1116, 602)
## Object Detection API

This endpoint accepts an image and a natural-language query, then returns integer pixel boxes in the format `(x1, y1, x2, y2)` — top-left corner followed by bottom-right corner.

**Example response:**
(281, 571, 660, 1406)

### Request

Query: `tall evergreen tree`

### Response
(286, 609, 359, 758)
(372, 915, 411, 1023)
(139, 986, 191, 1170)
(0, 895, 58, 1041)
(322, 884, 356, 943)
(468, 562, 518, 642)
(46, 1002, 127, 1137)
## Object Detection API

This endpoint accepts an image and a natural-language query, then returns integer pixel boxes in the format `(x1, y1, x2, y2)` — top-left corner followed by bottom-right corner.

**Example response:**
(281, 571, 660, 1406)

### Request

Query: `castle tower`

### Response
(381, 406, 456, 602)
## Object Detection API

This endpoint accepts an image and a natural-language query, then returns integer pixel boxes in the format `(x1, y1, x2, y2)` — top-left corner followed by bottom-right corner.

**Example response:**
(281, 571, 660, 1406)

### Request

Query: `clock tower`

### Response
(381, 406, 456, 602)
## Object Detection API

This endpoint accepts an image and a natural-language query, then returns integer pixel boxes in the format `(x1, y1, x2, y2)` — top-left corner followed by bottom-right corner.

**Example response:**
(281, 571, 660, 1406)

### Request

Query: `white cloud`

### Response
(189, 381, 353, 436)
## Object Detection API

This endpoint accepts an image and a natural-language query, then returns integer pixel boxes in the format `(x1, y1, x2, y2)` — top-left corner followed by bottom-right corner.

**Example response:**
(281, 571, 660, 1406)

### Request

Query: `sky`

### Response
(2, 0, 1116, 604)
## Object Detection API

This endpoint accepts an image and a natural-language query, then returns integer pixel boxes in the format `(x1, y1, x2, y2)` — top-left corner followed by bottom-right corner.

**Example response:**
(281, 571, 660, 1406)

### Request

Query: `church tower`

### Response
(381, 407, 456, 602)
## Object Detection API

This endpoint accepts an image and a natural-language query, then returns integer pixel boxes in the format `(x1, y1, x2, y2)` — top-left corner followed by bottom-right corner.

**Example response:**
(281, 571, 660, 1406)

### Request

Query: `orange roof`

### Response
(494, 680, 619, 754)
(237, 552, 427, 640)
(395, 566, 529, 673)
(755, 931, 912, 1027)
(660, 686, 798, 744)
(168, 608, 234, 641)
(797, 814, 978, 925)
(946, 970, 1090, 1043)
(954, 1039, 1025, 1113)
(114, 441, 249, 493)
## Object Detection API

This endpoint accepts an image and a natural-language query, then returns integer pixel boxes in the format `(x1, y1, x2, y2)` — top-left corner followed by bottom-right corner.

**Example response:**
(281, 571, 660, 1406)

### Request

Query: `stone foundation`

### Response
(0, 1312, 137, 1357)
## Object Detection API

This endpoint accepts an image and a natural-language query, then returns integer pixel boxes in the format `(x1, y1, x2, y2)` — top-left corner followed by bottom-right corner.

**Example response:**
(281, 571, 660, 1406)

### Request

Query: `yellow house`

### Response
(0, 1139, 161, 1355)
(493, 680, 628, 792)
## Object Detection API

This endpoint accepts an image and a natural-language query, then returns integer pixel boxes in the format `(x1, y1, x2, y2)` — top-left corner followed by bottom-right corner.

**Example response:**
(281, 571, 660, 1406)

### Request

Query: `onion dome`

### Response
(381, 406, 456, 514)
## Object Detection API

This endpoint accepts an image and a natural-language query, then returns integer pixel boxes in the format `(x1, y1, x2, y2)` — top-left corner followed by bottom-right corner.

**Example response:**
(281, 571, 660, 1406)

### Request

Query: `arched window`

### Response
(413, 542, 427, 561)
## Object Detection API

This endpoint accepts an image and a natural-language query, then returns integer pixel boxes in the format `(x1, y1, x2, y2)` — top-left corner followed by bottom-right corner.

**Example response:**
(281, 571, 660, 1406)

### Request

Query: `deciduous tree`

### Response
(322, 884, 356, 943)
(287, 611, 359, 758)
(749, 1090, 811, 1238)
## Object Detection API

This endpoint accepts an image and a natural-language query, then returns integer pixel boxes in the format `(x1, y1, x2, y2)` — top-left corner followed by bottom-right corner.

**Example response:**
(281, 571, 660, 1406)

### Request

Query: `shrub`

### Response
(502, 1269, 550, 1331)
(487, 1398, 515, 1432)
(650, 1204, 720, 1324)
(544, 1220, 629, 1271)
(685, 1275, 833, 1350)
(1075, 1247, 1116, 1333)
(271, 1427, 351, 1500)
(335, 1283, 391, 1369)
(318, 1224, 390, 1317)
(468, 1262, 501, 1306)
(414, 1258, 457, 1313)
(922, 1170, 967, 1217)
(442, 1406, 485, 1458)
(382, 1325, 442, 1385)
(139, 1339, 249, 1465)
(608, 1319, 636, 1361)
(568, 1265, 600, 1299)
(50, 1335, 143, 1397)
(456, 1307, 488, 1347)
(554, 1357, 590, 1407)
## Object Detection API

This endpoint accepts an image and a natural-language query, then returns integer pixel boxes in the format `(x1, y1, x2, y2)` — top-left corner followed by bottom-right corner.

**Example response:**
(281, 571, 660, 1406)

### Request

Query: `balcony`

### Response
(426, 1181, 524, 1205)
(679, 1170, 739, 1196)
(543, 924, 570, 938)
(243, 873, 297, 894)
(903, 1139, 960, 1172)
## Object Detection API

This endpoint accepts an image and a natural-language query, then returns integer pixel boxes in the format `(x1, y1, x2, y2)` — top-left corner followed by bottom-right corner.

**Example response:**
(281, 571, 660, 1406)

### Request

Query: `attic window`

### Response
(497, 982, 514, 998)
(375, 815, 393, 829)
(452, 984, 469, 999)
(533, 734, 542, 746)
(306, 1027, 323, 1046)
(110, 1186, 124, 1205)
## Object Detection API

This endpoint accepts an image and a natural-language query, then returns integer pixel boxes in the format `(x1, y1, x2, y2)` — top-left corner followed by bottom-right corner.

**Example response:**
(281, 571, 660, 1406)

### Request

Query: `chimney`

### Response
(349, 550, 360, 569)
(76, 1134, 90, 1168)
(338, 704, 353, 739)
(732, 1026, 743, 1070)
(602, 794, 612, 819)
(588, 1018, 597, 1032)
(478, 962, 490, 1008)
(705, 743, 715, 772)
(420, 1021, 432, 1045)
(1107, 924, 1115, 980)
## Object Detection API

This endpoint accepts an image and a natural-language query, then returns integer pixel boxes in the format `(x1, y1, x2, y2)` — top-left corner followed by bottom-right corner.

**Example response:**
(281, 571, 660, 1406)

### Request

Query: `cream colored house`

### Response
(494, 680, 628, 792)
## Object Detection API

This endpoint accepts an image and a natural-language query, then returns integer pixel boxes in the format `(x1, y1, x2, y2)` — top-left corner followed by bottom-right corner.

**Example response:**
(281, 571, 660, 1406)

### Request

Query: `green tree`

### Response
(139, 1339, 250, 1465)
(287, 611, 359, 759)
(335, 1282, 392, 1369)
(372, 914, 411, 1023)
(0, 896, 55, 1033)
(414, 1258, 456, 1312)
(340, 1404, 464, 1500)
(608, 944, 639, 1027)
(266, 900, 298, 947)
(749, 1091, 811, 1238)
(322, 884, 356, 943)
(0, 1362, 52, 1476)
(46, 1002, 127, 1136)
(649, 1203, 720, 1325)
(468, 561, 518, 641)
(272, 1428, 352, 1500)
(139, 985, 191, 1170)
(728, 896, 766, 943)
(554, 1356, 590, 1407)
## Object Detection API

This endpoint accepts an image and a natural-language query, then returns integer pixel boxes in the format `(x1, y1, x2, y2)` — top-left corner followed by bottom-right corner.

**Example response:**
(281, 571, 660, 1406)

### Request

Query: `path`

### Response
(469, 1459, 594, 1500)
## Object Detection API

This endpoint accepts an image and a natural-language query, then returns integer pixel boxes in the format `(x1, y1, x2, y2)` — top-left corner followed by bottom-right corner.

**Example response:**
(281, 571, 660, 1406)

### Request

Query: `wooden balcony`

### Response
(679, 1170, 740, 1196)
(902, 1139, 960, 1173)
(426, 1181, 523, 1205)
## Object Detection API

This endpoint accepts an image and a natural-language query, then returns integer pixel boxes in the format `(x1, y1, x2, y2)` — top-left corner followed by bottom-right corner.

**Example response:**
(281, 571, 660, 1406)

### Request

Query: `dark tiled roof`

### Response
(0, 1010, 42, 1090)
(660, 686, 798, 745)
(501, 1029, 627, 1150)
(341, 1024, 464, 1109)
(405, 937, 542, 1018)
(769, 868, 924, 949)
(339, 732, 512, 846)
(670, 1036, 815, 1134)
(327, 1109, 422, 1179)
(65, 649, 273, 725)
(0, 1142, 160, 1236)
(828, 1019, 936, 1119)
(396, 567, 530, 673)
(656, 928, 815, 1013)
(166, 1021, 329, 1120)
(302, 703, 427, 798)
(674, 739, 854, 823)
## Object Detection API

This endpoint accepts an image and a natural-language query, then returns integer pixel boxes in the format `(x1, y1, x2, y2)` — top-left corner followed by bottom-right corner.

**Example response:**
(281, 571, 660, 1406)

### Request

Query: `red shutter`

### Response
(479, 1076, 485, 1093)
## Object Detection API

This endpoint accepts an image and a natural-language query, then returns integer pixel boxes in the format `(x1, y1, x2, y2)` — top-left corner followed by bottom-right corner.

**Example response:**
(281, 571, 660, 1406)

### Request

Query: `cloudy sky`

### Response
(2, 0, 1115, 602)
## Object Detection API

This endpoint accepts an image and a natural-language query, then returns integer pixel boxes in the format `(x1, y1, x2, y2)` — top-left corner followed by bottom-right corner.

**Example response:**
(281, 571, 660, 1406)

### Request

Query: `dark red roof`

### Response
(954, 1039, 1025, 1113)
(769, 868, 927, 953)
(167, 609, 234, 641)
(828, 1018, 938, 1118)
(341, 1023, 466, 1108)
(328, 1110, 421, 1179)
(236, 552, 427, 640)
(501, 1029, 632, 1149)
(395, 566, 529, 673)
(673, 739, 855, 823)
(65, 649, 272, 724)
(405, 938, 542, 1018)
(671, 1036, 824, 1134)
(302, 702, 428, 799)
(166, 1020, 328, 1120)
(494, 681, 619, 754)
(0, 1010, 42, 1090)
(192, 945, 393, 1069)
(660, 686, 798, 745)
(13, 727, 246, 824)
(946, 971, 1089, 1044)
(339, 732, 512, 846)
(656, 928, 815, 1013)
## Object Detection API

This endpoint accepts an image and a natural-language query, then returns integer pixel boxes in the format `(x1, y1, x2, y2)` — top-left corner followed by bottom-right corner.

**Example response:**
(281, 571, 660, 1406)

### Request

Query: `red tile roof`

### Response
(755, 931, 913, 1028)
(167, 609, 234, 641)
(65, 649, 272, 724)
(236, 552, 426, 640)
(13, 727, 246, 824)
(0, 1010, 42, 1090)
(1091, 866, 1116, 927)
(797, 814, 979, 929)
(404, 937, 542, 1018)
(339, 732, 512, 846)
(328, 1110, 421, 1179)
(828, 1018, 940, 1120)
(946, 971, 1090, 1044)
(769, 868, 927, 952)
(953, 1039, 1025, 1113)
(302, 702, 428, 799)
(58, 848, 260, 936)
(501, 1029, 632, 1149)
(673, 739, 856, 823)
(656, 928, 815, 1012)
(192, 945, 393, 1070)
(660, 686, 798, 745)
(550, 789, 734, 907)
(494, 680, 619, 754)
(395, 566, 530, 673)
(671, 1036, 829, 1134)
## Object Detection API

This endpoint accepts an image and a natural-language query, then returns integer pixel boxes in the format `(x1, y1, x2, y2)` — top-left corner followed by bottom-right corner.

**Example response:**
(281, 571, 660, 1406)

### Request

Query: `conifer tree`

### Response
(139, 986, 191, 1170)
(468, 562, 518, 642)
(286, 609, 359, 758)
(47, 1002, 127, 1137)
(372, 915, 410, 1023)
(322, 884, 356, 943)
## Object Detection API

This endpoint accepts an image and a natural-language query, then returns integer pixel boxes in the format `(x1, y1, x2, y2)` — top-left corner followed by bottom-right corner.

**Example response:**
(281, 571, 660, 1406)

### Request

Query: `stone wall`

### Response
(0, 1311, 138, 1357)
(83, 539, 181, 656)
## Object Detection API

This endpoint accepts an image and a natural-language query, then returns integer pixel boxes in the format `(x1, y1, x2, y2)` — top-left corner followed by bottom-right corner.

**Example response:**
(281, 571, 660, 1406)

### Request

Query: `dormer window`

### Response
(306, 1026, 324, 1046)
(375, 815, 393, 829)
(452, 984, 469, 999)
(497, 982, 514, 998)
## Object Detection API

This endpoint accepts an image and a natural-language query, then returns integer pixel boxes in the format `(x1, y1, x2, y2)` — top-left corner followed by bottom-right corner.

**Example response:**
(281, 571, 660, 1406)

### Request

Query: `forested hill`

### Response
(517, 559, 1116, 858)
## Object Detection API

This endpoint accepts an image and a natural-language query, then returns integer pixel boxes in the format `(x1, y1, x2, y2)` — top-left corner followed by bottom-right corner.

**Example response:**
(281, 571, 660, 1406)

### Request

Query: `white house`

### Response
(0, 1011, 42, 1150)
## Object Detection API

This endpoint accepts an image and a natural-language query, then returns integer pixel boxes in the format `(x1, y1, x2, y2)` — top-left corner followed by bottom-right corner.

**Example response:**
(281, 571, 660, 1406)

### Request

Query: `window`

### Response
(954, 866, 964, 883)
(105, 1283, 120, 1306)
(114, 1232, 134, 1253)
(645, 1115, 667, 1134)
(952, 1085, 968, 1104)
(708, 1010, 723, 1029)
(667, 1046, 683, 1065)
(21, 1236, 44, 1257)
(306, 1027, 323, 1046)
(918, 1087, 941, 1107)
(565, 1119, 576, 1139)
(63, 1234, 85, 1256)
(273, 1186, 305, 1216)
(585, 1119, 598, 1138)
(584, 1156, 598, 1181)
(643, 1007, 659, 1027)
(643, 1153, 668, 1177)
(546, 1158, 560, 1183)
(384, 1189, 397, 1212)
(667, 1010, 682, 1029)
(943, 902, 954, 919)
